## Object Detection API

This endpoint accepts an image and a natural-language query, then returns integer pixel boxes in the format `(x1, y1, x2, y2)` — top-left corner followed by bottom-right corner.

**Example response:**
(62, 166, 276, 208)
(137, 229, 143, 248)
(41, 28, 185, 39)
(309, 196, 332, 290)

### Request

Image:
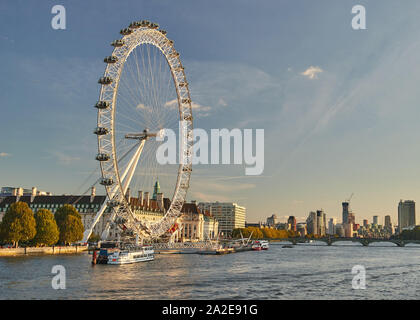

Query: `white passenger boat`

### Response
(105, 246, 154, 265)
(252, 240, 269, 251)
(260, 240, 269, 250)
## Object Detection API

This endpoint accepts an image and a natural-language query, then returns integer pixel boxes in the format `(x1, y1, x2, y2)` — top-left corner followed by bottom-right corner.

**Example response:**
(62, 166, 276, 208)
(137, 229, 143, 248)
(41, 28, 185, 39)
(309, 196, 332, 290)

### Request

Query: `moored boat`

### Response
(95, 245, 154, 265)
(252, 240, 269, 251)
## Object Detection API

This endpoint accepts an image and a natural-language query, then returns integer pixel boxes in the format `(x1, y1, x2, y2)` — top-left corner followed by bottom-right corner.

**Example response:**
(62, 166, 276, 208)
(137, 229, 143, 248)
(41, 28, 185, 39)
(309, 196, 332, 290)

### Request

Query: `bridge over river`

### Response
(264, 237, 420, 247)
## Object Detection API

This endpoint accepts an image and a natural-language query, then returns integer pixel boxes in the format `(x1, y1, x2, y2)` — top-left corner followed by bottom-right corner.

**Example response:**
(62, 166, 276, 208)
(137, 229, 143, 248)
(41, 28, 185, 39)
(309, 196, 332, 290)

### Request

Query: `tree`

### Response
(0, 202, 36, 247)
(60, 215, 84, 245)
(33, 209, 59, 246)
(54, 204, 83, 244)
(88, 232, 101, 243)
(261, 227, 273, 239)
(55, 204, 81, 227)
(276, 229, 289, 239)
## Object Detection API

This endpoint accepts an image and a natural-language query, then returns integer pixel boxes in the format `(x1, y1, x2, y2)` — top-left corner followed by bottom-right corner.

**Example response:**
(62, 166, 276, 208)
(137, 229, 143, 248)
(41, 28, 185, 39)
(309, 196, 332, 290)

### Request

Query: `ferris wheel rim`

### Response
(96, 23, 193, 239)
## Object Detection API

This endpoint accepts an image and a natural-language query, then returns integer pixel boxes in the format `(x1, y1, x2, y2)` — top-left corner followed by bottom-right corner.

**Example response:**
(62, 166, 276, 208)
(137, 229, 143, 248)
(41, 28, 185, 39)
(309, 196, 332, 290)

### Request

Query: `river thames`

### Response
(1, 242, 420, 300)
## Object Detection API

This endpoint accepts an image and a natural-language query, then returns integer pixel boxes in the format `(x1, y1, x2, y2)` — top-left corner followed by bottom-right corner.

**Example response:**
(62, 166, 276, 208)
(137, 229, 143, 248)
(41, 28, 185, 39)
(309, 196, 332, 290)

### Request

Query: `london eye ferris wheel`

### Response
(83, 20, 193, 242)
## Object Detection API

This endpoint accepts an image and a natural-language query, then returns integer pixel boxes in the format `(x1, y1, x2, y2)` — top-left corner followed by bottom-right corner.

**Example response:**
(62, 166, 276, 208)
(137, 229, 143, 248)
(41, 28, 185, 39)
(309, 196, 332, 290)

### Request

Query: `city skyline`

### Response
(2, 1, 420, 224)
(2, 183, 412, 227)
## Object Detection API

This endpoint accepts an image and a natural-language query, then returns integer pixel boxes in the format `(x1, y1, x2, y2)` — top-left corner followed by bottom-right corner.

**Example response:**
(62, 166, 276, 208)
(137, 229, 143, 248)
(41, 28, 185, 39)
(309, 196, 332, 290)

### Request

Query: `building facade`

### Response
(266, 214, 278, 227)
(198, 202, 246, 237)
(384, 215, 391, 228)
(296, 223, 307, 237)
(316, 210, 327, 236)
(398, 200, 416, 232)
(0, 190, 110, 237)
(327, 218, 336, 235)
(342, 202, 350, 224)
(287, 216, 297, 232)
(1, 186, 52, 197)
(0, 186, 219, 242)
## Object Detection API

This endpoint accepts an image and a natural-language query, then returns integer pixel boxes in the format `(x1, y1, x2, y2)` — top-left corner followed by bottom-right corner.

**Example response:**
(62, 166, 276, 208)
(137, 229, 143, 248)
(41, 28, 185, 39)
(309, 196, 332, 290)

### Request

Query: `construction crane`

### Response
(345, 193, 354, 203)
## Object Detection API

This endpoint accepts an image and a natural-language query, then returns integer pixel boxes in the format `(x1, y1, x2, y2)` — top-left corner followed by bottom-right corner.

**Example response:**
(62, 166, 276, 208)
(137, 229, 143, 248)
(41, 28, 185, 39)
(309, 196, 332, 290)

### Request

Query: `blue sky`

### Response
(1, 0, 420, 225)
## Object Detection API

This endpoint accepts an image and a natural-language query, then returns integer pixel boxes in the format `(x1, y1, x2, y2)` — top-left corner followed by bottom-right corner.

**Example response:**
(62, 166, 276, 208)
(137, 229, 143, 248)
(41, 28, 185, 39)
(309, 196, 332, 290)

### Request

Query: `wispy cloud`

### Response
(136, 103, 152, 111)
(0, 35, 14, 44)
(217, 98, 228, 107)
(165, 99, 211, 115)
(191, 191, 232, 202)
(51, 151, 80, 165)
(0, 152, 11, 158)
(301, 66, 323, 79)
(189, 177, 256, 203)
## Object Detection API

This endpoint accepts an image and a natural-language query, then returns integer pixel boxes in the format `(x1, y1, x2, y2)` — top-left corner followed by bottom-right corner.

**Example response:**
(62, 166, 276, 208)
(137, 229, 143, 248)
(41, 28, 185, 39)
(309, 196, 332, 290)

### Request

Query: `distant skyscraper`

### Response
(342, 202, 350, 224)
(306, 211, 317, 235)
(328, 218, 336, 235)
(335, 224, 345, 237)
(384, 215, 391, 228)
(288, 216, 297, 231)
(296, 223, 307, 237)
(316, 210, 326, 236)
(373, 215, 379, 225)
(398, 200, 416, 231)
(344, 223, 354, 237)
(363, 219, 368, 227)
(266, 214, 278, 227)
(348, 212, 355, 225)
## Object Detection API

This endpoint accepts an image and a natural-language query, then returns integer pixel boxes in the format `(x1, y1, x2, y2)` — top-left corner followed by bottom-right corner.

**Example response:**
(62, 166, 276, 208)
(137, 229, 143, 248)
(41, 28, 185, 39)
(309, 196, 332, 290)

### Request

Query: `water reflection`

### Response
(1, 245, 420, 299)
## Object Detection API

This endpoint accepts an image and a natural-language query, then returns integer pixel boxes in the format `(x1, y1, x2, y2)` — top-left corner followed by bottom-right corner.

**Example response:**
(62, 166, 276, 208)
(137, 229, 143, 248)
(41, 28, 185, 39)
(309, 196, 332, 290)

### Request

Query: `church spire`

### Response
(152, 178, 160, 200)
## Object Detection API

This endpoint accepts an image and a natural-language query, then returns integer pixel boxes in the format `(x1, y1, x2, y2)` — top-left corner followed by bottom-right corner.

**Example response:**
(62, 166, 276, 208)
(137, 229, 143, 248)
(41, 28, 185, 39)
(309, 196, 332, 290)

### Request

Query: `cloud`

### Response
(217, 98, 228, 107)
(164, 99, 211, 115)
(51, 151, 80, 165)
(189, 178, 256, 204)
(191, 191, 231, 202)
(0, 35, 14, 44)
(301, 66, 323, 79)
(164, 99, 177, 108)
(205, 182, 256, 192)
(136, 103, 152, 111)
(0, 152, 11, 157)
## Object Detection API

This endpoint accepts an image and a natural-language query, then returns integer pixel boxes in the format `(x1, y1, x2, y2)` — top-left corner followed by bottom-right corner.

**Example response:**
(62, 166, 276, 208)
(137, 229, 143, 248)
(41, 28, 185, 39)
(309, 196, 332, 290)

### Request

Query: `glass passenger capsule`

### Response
(111, 40, 125, 47)
(95, 153, 110, 161)
(129, 21, 141, 29)
(140, 20, 151, 27)
(104, 56, 118, 63)
(98, 77, 113, 85)
(94, 127, 109, 135)
(120, 28, 132, 35)
(100, 178, 114, 186)
(94, 101, 110, 109)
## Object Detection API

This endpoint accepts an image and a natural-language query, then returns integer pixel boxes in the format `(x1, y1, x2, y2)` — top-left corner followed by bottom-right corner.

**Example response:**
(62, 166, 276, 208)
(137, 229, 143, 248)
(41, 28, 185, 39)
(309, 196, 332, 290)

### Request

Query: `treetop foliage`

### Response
(0, 202, 36, 246)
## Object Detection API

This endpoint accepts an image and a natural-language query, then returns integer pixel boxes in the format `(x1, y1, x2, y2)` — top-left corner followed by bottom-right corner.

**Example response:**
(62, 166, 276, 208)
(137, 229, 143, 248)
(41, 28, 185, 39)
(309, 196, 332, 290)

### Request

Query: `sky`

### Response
(1, 0, 420, 225)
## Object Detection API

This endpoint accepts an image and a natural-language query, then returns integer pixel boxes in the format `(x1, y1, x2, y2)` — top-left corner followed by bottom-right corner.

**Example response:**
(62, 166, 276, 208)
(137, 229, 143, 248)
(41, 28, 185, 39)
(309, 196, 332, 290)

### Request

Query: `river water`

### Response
(1, 242, 420, 300)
